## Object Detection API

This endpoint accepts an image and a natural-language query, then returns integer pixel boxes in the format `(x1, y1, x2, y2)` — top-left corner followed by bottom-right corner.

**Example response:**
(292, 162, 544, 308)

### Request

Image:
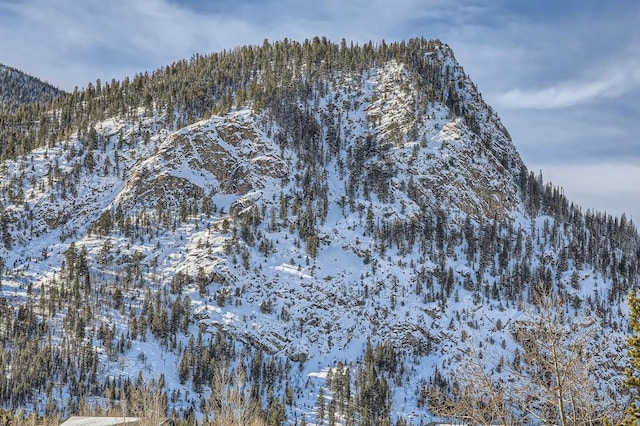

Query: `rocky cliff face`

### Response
(0, 39, 636, 423)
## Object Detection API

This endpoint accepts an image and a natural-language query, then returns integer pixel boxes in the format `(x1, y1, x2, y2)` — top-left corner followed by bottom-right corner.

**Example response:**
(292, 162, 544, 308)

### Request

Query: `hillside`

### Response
(0, 64, 65, 111)
(0, 38, 638, 425)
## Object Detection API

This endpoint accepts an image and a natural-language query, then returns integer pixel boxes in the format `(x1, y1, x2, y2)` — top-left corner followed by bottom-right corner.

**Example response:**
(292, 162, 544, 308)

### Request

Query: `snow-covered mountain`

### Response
(0, 38, 637, 424)
(0, 63, 65, 110)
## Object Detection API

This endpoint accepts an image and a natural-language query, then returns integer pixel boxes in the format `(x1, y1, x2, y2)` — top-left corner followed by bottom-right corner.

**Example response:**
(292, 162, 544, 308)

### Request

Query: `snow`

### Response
(0, 44, 631, 424)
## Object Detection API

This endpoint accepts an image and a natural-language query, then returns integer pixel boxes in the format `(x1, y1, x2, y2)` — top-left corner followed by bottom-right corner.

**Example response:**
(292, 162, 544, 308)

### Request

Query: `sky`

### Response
(1, 0, 639, 221)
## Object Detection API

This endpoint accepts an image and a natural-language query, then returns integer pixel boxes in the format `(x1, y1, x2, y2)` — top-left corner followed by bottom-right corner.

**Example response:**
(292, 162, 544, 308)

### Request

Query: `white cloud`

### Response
(495, 53, 640, 109)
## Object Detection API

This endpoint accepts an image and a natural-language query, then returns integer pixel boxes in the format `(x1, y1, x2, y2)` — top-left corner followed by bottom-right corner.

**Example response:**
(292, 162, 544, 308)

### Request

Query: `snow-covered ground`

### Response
(0, 45, 632, 423)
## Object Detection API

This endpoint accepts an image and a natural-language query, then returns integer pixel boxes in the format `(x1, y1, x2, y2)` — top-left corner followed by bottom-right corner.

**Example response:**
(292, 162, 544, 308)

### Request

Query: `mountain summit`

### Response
(0, 38, 637, 424)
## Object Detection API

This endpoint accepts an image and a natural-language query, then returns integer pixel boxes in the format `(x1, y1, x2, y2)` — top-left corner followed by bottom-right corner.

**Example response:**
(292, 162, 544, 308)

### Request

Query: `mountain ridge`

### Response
(0, 37, 637, 424)
(0, 63, 65, 110)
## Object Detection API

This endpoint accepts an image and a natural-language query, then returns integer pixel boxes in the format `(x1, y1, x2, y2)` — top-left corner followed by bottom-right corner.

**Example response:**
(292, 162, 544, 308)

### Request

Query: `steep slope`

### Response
(0, 38, 638, 424)
(0, 64, 65, 110)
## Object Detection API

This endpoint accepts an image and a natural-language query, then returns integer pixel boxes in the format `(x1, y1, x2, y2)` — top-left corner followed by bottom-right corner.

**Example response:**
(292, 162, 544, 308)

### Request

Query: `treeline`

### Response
(0, 37, 478, 161)
(0, 36, 638, 424)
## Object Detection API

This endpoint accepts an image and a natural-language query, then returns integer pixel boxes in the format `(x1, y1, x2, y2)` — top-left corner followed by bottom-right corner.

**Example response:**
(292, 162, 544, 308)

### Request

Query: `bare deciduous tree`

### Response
(205, 361, 265, 426)
(127, 379, 169, 426)
(510, 288, 601, 425)
(429, 344, 519, 426)
(429, 284, 624, 425)
(90, 377, 168, 426)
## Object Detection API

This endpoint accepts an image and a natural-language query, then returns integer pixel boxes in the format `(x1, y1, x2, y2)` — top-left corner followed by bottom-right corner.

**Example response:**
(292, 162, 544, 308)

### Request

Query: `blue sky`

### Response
(1, 0, 639, 221)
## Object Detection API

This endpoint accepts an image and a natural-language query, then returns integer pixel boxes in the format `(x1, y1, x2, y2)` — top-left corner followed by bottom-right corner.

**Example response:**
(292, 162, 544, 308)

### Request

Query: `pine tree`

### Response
(316, 387, 325, 425)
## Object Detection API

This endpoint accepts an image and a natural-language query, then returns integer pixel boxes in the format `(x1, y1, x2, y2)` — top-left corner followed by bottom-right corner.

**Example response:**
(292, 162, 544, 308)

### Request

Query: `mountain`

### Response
(0, 37, 638, 424)
(0, 64, 65, 110)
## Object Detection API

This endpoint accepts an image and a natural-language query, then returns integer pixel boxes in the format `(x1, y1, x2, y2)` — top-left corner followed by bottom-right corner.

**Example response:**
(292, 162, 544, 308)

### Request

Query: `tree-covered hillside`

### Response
(0, 64, 64, 112)
(0, 37, 638, 425)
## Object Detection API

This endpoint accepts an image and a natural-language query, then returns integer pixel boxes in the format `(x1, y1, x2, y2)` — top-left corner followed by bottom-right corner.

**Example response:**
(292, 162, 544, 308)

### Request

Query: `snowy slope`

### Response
(0, 40, 636, 424)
